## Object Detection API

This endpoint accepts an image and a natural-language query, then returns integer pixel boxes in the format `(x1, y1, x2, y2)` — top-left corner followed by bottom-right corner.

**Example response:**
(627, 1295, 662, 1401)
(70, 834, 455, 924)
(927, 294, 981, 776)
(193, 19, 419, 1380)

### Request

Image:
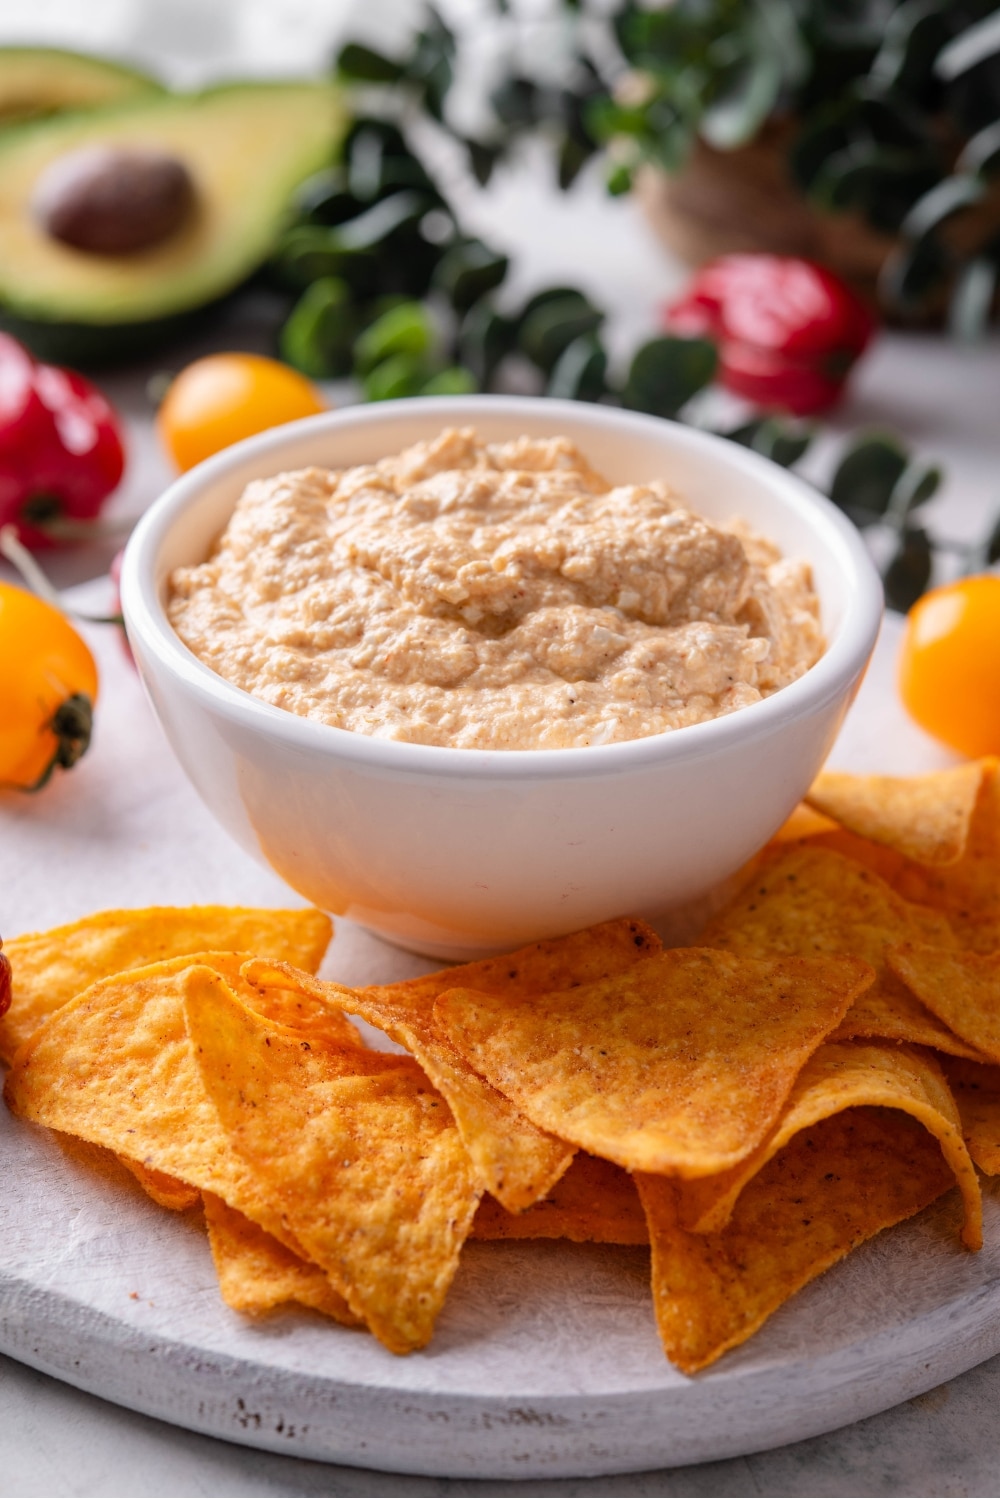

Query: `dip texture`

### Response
(168, 428, 824, 750)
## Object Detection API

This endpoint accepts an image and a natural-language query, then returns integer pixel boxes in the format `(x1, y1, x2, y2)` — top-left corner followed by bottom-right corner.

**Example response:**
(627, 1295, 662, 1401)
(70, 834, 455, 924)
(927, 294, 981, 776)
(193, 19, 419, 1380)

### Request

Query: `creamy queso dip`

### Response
(168, 428, 824, 750)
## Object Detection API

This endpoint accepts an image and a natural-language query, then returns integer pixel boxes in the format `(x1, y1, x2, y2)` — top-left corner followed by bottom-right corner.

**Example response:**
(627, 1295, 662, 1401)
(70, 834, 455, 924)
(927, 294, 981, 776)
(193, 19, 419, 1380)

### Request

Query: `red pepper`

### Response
(0, 333, 125, 549)
(664, 255, 877, 416)
(0, 936, 10, 1020)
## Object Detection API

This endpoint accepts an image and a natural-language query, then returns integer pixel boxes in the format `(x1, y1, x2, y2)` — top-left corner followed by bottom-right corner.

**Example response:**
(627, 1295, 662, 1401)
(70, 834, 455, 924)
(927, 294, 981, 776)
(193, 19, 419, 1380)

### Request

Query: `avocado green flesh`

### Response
(0, 82, 345, 327)
(0, 47, 162, 123)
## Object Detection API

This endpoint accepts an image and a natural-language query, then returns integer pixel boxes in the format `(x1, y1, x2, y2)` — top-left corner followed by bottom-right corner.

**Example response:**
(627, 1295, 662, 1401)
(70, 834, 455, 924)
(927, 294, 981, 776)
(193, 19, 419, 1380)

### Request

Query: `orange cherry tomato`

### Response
(0, 581, 98, 790)
(157, 353, 327, 472)
(899, 574, 1000, 758)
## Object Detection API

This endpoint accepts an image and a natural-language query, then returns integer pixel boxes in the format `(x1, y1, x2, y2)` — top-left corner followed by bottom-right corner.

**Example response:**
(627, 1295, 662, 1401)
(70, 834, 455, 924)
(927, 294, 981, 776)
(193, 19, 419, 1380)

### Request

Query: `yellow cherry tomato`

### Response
(0, 581, 98, 790)
(899, 574, 1000, 758)
(157, 353, 327, 472)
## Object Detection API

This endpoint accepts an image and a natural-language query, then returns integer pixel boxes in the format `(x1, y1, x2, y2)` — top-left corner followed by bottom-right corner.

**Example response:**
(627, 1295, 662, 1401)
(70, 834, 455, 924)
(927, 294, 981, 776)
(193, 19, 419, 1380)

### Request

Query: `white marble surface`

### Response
(2, 2, 1000, 1492)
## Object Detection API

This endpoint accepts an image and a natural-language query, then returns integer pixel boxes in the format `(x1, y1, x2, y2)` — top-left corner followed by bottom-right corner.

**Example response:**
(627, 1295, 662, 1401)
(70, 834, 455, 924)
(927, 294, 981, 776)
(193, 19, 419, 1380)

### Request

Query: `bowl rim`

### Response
(121, 395, 883, 782)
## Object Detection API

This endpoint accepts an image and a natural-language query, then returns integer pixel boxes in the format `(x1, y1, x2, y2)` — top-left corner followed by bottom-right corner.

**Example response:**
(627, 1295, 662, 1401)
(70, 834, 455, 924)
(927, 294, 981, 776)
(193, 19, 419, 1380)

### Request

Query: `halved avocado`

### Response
(0, 81, 345, 363)
(0, 47, 163, 124)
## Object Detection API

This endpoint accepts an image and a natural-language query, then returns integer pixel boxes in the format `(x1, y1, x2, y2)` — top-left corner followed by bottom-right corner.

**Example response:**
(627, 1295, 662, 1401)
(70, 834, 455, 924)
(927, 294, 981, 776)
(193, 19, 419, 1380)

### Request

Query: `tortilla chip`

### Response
(248, 936, 644, 1218)
(637, 1107, 955, 1374)
(803, 828, 909, 885)
(888, 945, 1000, 1065)
(362, 917, 661, 1012)
(771, 803, 839, 843)
(893, 761, 1000, 952)
(183, 966, 482, 1355)
(699, 845, 978, 1058)
(202, 1193, 361, 1325)
(3, 954, 307, 1256)
(120, 1157, 201, 1212)
(471, 1155, 648, 1245)
(941, 1058, 1000, 1175)
(435, 947, 872, 1178)
(342, 920, 659, 1208)
(805, 764, 987, 867)
(678, 1041, 981, 1250)
(0, 905, 332, 1062)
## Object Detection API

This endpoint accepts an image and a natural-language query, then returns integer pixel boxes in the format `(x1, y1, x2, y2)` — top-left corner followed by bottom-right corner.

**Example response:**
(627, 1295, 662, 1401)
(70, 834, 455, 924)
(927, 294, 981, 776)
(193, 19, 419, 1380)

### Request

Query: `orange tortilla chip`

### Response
(183, 966, 482, 1355)
(3, 954, 310, 1256)
(247, 936, 643, 1212)
(805, 764, 987, 867)
(893, 760, 1000, 952)
(0, 905, 332, 1062)
(351, 919, 661, 1206)
(771, 803, 839, 843)
(700, 845, 978, 1059)
(637, 1107, 955, 1374)
(121, 1157, 201, 1212)
(202, 1193, 361, 1325)
(435, 948, 872, 1178)
(802, 828, 909, 885)
(678, 1041, 981, 1250)
(941, 1058, 1000, 1175)
(888, 945, 1000, 1064)
(362, 917, 661, 1012)
(472, 1155, 648, 1245)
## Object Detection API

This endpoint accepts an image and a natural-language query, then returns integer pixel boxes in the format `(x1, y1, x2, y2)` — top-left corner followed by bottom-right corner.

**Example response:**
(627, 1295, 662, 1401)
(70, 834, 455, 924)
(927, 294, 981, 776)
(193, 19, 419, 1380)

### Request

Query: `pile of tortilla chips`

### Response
(3, 756, 999, 1373)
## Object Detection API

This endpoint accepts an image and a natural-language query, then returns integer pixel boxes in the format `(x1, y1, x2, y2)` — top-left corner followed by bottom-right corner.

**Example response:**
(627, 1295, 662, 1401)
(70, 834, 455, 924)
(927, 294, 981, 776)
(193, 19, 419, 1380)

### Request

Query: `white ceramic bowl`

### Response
(121, 396, 882, 959)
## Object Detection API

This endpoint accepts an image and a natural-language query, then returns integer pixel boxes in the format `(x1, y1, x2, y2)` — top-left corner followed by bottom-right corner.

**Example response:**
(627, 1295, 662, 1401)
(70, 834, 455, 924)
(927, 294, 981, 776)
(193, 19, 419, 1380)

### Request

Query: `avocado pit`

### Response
(32, 144, 195, 255)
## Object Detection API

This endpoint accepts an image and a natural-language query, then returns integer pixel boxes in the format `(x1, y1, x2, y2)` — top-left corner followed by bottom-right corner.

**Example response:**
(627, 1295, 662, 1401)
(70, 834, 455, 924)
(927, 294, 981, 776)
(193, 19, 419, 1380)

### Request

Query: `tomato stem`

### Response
(4, 693, 95, 793)
(0, 523, 124, 625)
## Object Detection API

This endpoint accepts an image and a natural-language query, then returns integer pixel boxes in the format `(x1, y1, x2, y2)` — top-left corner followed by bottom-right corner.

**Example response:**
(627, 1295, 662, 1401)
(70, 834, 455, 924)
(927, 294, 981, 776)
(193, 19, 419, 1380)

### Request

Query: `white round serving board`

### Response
(2, 590, 997, 1481)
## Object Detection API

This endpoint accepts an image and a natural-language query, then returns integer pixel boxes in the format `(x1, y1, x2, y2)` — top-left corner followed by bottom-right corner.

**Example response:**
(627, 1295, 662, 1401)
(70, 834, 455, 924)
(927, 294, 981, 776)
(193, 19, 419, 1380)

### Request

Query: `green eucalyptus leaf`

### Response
(421, 366, 478, 395)
(518, 294, 604, 373)
(956, 119, 1000, 178)
(810, 143, 939, 230)
(492, 76, 539, 128)
(701, 51, 782, 149)
(458, 301, 517, 388)
(280, 278, 356, 379)
(558, 134, 595, 190)
(755, 0, 810, 87)
(354, 301, 434, 376)
(871, 0, 950, 98)
(292, 169, 362, 227)
(882, 526, 933, 613)
(464, 138, 502, 186)
(363, 353, 433, 403)
(546, 335, 608, 402)
(409, 19, 455, 121)
(901, 174, 987, 239)
(345, 125, 442, 204)
(719, 417, 811, 466)
(886, 461, 942, 524)
(335, 191, 435, 253)
(789, 102, 855, 191)
(879, 234, 952, 312)
(948, 256, 998, 341)
(432, 238, 509, 313)
(720, 419, 766, 448)
(520, 286, 590, 319)
(336, 42, 406, 83)
(622, 337, 717, 419)
(935, 9, 1000, 83)
(985, 513, 1000, 566)
(606, 162, 634, 196)
(271, 225, 379, 294)
(757, 419, 813, 468)
(829, 435, 909, 523)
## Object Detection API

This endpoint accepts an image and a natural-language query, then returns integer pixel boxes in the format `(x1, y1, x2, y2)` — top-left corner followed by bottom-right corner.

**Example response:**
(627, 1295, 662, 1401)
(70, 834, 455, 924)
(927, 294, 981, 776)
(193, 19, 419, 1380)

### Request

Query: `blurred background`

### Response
(0, 0, 997, 600)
